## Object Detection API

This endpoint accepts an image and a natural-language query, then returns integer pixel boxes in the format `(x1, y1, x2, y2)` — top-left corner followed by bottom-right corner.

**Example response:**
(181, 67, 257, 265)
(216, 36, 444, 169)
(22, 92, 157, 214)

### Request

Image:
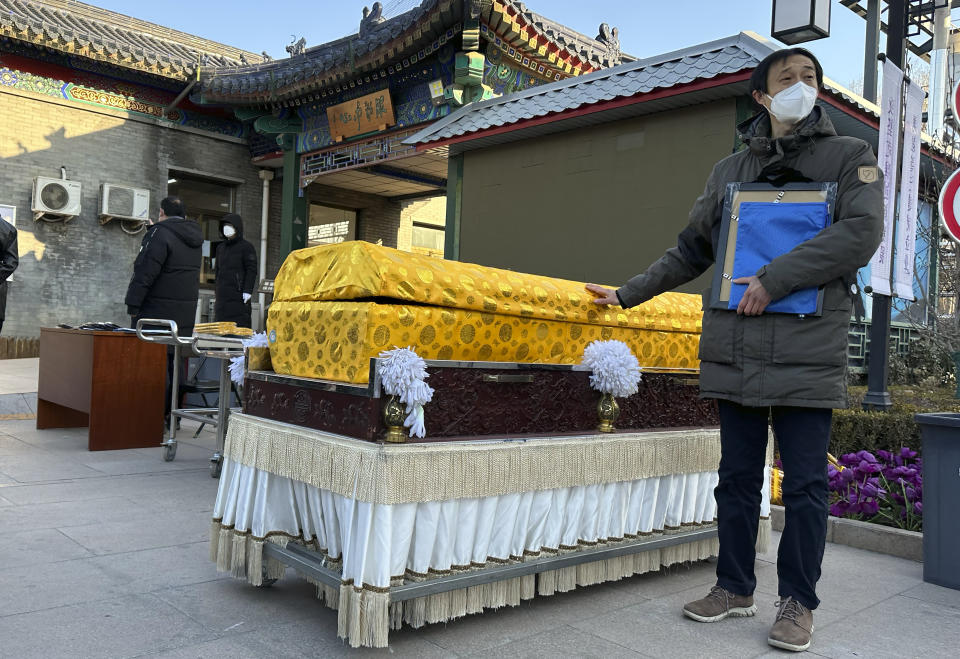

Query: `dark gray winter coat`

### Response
(617, 106, 883, 408)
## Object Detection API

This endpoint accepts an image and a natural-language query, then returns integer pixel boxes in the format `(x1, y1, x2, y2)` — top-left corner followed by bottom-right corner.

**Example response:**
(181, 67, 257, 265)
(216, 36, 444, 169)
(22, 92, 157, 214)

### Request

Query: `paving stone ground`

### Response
(1, 357, 957, 658)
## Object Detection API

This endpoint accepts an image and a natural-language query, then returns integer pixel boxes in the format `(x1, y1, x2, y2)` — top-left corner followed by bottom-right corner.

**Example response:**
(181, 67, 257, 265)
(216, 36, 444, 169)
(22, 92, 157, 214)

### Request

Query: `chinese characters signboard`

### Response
(326, 89, 395, 141)
(308, 220, 351, 245)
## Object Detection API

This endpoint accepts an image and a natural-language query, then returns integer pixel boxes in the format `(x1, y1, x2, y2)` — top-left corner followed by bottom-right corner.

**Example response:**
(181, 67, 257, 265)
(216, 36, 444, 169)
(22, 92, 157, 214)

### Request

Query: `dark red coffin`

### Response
(243, 361, 718, 443)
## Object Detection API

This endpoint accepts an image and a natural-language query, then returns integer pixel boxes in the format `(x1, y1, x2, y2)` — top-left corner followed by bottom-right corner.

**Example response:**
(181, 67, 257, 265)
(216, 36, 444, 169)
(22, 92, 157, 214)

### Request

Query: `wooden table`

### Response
(37, 327, 166, 450)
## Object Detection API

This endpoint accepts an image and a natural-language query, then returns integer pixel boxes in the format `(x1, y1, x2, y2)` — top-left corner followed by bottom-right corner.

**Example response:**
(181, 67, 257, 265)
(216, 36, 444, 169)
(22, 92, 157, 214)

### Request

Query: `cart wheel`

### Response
(210, 458, 222, 478)
(162, 443, 177, 462)
(257, 564, 278, 588)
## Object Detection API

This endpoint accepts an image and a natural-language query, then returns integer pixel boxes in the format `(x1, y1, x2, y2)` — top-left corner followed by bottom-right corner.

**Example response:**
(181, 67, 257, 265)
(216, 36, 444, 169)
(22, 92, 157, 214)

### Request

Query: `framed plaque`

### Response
(326, 89, 395, 142)
(710, 182, 838, 316)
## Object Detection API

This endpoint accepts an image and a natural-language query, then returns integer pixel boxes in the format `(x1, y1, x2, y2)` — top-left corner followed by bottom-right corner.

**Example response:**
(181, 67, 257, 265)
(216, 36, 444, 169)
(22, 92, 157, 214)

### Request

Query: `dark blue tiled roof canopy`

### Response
(405, 32, 776, 146)
(197, 0, 628, 106)
(199, 0, 442, 102)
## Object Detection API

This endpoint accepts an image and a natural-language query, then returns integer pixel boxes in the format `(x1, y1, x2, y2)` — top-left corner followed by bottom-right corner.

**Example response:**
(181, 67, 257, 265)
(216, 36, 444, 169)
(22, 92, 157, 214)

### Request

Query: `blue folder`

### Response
(727, 201, 831, 315)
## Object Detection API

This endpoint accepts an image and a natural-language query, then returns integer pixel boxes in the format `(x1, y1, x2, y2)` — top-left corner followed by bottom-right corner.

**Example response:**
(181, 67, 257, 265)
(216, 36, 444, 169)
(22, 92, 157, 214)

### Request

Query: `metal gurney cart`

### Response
(135, 319, 244, 477)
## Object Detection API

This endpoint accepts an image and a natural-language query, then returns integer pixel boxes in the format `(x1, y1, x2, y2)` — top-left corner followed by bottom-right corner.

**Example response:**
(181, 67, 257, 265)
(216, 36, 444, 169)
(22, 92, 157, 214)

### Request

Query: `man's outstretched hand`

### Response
(732, 276, 771, 316)
(585, 283, 619, 306)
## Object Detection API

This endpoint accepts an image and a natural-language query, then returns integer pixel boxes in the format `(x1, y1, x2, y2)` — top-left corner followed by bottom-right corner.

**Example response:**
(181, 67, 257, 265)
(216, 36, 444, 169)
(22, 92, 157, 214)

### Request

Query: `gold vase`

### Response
(383, 395, 406, 443)
(597, 392, 619, 432)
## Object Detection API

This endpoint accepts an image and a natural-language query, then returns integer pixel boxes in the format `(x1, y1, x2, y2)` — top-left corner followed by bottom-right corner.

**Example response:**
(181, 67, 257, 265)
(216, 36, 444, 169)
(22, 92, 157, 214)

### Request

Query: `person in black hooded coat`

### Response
(214, 213, 258, 328)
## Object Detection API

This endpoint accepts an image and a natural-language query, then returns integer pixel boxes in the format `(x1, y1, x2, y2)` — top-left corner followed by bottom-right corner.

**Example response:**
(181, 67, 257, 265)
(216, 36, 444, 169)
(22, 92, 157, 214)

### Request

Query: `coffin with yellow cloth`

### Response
(214, 242, 780, 649)
(267, 241, 701, 383)
(252, 241, 716, 440)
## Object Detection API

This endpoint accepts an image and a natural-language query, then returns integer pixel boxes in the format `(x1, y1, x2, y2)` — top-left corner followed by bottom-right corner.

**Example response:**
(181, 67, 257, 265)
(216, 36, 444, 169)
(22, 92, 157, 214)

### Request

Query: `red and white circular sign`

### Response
(954, 80, 960, 125)
(939, 167, 960, 243)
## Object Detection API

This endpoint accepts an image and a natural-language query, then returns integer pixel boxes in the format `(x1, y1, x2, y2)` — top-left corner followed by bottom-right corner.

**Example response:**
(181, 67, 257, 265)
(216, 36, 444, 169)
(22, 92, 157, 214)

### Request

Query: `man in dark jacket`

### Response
(125, 196, 203, 334)
(0, 215, 18, 334)
(214, 213, 258, 328)
(588, 49, 882, 653)
(125, 195, 202, 417)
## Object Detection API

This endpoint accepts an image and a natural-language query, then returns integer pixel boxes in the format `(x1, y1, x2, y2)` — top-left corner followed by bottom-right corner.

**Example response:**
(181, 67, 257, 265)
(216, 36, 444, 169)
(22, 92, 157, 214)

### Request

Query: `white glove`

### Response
(404, 404, 426, 438)
(242, 293, 251, 303)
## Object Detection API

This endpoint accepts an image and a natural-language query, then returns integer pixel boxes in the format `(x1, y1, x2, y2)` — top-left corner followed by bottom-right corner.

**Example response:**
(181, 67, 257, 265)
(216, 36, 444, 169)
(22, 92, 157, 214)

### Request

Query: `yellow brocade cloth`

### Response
(268, 242, 702, 384)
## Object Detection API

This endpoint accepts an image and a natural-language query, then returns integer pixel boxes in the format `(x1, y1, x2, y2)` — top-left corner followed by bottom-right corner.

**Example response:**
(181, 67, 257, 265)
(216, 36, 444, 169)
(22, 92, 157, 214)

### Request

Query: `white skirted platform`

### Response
(211, 413, 772, 648)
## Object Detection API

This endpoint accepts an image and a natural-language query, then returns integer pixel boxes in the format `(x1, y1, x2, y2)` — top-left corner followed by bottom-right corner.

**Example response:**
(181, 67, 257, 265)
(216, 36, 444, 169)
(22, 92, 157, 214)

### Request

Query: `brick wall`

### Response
(399, 196, 445, 253)
(0, 87, 266, 337)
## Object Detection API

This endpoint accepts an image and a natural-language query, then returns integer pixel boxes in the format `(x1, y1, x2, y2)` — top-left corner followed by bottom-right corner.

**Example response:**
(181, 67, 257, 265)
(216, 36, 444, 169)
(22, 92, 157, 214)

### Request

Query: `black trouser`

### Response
(134, 317, 185, 421)
(0, 278, 7, 333)
(714, 400, 832, 610)
(165, 345, 176, 418)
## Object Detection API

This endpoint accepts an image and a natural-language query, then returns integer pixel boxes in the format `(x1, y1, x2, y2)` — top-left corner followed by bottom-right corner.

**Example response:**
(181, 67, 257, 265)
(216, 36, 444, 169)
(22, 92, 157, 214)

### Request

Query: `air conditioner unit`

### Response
(32, 176, 82, 221)
(99, 183, 150, 222)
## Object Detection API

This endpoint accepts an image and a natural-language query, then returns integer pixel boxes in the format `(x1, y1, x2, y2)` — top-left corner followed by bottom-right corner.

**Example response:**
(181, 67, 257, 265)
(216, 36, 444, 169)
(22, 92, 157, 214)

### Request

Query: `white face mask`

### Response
(223, 225, 236, 238)
(766, 80, 818, 125)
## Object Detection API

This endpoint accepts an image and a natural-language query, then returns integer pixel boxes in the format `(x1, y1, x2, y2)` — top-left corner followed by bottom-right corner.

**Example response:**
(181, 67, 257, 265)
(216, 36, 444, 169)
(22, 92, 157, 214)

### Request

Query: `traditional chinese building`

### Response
(0, 0, 268, 343)
(195, 0, 629, 265)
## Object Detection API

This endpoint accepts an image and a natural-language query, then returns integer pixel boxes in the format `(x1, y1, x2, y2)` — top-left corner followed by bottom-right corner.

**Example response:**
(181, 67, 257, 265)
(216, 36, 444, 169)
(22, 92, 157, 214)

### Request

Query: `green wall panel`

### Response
(458, 100, 738, 294)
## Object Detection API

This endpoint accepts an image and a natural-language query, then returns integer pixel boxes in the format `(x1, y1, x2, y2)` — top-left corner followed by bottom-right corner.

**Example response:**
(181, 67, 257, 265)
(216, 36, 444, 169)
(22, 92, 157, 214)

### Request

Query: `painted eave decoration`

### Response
(404, 32, 773, 148)
(197, 0, 627, 108)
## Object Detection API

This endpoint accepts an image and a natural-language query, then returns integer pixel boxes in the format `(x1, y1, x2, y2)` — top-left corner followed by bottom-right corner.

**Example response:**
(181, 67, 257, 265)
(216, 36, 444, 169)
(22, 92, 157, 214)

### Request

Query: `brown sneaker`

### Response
(682, 585, 757, 622)
(768, 597, 814, 652)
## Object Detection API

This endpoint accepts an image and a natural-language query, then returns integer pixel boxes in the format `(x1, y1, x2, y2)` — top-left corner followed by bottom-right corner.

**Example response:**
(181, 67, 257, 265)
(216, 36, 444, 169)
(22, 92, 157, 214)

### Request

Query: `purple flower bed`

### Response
(827, 448, 923, 532)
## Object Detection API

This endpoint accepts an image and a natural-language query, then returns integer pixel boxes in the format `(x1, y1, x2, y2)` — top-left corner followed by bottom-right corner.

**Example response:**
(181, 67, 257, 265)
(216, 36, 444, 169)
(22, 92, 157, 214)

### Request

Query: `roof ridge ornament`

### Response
(286, 35, 306, 57)
(360, 2, 386, 37)
(596, 23, 622, 66)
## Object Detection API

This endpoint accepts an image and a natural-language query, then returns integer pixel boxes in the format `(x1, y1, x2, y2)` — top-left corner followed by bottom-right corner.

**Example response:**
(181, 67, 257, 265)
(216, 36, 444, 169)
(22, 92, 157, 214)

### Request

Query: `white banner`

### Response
(893, 80, 924, 301)
(869, 59, 904, 297)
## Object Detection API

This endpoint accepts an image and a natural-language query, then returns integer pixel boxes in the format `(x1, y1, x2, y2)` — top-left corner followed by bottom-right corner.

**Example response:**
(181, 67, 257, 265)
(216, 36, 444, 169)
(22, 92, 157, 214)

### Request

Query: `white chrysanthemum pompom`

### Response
(377, 346, 435, 438)
(581, 339, 642, 398)
(244, 332, 269, 348)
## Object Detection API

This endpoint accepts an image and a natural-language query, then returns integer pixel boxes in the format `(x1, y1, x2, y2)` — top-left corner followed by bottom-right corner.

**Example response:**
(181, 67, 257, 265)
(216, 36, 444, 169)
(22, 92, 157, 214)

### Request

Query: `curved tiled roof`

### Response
(405, 32, 773, 146)
(198, 0, 626, 107)
(0, 0, 262, 80)
(404, 31, 954, 164)
(199, 0, 451, 105)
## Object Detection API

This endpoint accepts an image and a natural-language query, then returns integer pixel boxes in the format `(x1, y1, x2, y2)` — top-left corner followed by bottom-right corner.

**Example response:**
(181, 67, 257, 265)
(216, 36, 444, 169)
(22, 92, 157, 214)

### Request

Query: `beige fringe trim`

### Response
(224, 413, 722, 505)
(209, 520, 309, 586)
(211, 518, 720, 648)
(535, 529, 718, 596)
(336, 528, 718, 648)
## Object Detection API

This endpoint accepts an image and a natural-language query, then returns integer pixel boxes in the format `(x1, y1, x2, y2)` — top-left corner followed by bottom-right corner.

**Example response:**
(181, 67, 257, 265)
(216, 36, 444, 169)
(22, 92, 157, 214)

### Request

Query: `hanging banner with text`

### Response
(869, 58, 904, 297)
(893, 80, 925, 301)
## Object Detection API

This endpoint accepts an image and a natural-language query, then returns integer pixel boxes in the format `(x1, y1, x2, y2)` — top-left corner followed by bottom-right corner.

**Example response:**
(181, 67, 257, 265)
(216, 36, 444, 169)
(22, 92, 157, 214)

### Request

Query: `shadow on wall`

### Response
(0, 109, 251, 337)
